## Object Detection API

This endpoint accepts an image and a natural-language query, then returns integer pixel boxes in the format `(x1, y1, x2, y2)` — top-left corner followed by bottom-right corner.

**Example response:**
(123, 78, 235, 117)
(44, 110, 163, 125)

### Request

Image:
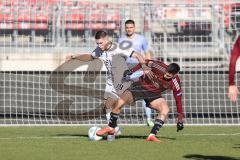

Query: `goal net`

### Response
(0, 0, 239, 125)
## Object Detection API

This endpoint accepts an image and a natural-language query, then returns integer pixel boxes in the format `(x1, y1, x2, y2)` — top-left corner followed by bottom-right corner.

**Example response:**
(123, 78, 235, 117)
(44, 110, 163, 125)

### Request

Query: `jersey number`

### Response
(116, 84, 123, 91)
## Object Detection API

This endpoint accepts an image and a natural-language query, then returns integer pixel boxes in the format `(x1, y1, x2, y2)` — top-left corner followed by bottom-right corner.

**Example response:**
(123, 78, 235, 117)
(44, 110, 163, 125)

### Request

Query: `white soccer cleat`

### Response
(107, 126, 121, 141)
(114, 126, 121, 136)
(107, 134, 115, 141)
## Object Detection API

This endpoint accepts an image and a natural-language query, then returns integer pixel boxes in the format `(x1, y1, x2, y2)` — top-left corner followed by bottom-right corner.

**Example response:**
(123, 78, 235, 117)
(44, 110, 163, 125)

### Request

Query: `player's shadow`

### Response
(233, 144, 240, 149)
(183, 154, 240, 160)
(54, 134, 176, 141)
(55, 133, 147, 140)
(118, 135, 176, 141)
(55, 133, 89, 138)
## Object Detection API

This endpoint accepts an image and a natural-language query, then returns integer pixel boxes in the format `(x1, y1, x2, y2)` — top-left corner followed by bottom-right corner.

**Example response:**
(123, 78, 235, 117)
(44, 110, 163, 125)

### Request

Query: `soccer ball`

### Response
(88, 126, 103, 141)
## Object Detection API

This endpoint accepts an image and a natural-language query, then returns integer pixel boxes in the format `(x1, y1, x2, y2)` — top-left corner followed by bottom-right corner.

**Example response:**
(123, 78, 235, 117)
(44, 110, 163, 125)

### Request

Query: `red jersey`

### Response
(229, 36, 240, 85)
(130, 59, 183, 120)
(139, 60, 182, 95)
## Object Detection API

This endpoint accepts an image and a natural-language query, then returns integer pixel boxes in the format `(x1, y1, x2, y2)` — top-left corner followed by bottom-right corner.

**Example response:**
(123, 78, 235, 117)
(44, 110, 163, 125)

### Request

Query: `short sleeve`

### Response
(91, 47, 102, 58)
(142, 37, 149, 52)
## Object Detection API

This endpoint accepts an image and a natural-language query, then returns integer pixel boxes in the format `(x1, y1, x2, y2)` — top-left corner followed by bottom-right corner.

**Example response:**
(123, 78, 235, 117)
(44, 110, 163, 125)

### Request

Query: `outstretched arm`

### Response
(65, 54, 94, 62)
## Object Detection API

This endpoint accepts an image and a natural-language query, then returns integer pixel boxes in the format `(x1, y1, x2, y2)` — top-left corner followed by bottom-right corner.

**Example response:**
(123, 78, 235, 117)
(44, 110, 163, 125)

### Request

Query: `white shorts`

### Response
(104, 55, 132, 100)
(104, 81, 132, 100)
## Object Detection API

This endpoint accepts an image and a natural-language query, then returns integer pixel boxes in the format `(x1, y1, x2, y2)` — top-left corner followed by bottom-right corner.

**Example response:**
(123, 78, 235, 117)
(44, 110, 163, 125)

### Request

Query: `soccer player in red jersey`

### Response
(97, 60, 184, 142)
(228, 36, 240, 102)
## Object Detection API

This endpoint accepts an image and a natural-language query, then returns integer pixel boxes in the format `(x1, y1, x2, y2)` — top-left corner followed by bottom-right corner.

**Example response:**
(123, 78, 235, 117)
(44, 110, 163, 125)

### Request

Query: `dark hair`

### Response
(95, 30, 107, 39)
(167, 63, 180, 74)
(125, 19, 135, 26)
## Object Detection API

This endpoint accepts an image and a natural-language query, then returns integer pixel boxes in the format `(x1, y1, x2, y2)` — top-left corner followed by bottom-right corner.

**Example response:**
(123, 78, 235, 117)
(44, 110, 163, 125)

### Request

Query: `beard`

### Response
(127, 32, 134, 37)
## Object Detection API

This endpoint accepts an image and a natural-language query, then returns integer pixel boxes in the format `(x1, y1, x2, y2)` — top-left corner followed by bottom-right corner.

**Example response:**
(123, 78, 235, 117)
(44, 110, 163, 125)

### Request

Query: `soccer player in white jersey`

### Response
(118, 19, 154, 127)
(65, 30, 153, 138)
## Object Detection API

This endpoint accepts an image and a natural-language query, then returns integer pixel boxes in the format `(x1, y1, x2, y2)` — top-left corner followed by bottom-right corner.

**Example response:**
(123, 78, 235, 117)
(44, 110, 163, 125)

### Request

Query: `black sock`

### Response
(150, 119, 164, 135)
(108, 112, 119, 128)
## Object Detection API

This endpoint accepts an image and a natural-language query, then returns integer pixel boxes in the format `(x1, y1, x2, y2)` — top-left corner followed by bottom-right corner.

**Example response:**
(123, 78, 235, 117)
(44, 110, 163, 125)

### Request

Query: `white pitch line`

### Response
(0, 136, 81, 140)
(183, 133, 240, 136)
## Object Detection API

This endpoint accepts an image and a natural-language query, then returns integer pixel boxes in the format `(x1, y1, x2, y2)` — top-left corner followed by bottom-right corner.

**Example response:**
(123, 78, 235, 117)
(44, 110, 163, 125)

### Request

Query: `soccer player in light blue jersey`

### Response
(118, 19, 154, 127)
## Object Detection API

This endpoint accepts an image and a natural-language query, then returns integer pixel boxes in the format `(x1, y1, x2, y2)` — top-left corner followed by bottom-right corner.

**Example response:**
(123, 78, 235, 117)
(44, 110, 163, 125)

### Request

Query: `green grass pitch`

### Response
(0, 126, 239, 160)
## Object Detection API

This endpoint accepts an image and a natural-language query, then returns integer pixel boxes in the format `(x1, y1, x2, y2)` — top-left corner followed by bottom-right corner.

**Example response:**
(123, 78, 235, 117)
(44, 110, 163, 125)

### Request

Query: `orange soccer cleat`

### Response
(146, 134, 161, 143)
(96, 127, 115, 136)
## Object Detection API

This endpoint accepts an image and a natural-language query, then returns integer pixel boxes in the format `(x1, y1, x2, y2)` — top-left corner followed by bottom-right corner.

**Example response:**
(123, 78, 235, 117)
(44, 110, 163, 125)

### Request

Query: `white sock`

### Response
(105, 107, 112, 122)
(149, 133, 155, 137)
(143, 102, 151, 120)
(106, 112, 111, 123)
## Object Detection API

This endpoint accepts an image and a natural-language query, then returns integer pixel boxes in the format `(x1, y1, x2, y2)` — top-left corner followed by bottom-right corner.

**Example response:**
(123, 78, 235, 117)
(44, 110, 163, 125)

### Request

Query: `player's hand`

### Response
(65, 54, 73, 62)
(228, 85, 239, 102)
(122, 70, 132, 82)
(123, 69, 132, 77)
(142, 65, 154, 80)
(177, 121, 184, 132)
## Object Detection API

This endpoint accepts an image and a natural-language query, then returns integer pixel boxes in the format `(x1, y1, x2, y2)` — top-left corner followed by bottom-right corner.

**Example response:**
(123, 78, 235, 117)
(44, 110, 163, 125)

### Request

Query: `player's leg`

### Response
(143, 101, 154, 127)
(96, 90, 134, 136)
(103, 84, 121, 136)
(104, 97, 121, 134)
(146, 98, 169, 142)
(104, 97, 116, 123)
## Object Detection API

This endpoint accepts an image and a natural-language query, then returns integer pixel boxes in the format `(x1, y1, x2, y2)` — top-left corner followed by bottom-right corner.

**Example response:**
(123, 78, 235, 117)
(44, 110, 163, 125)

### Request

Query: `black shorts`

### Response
(127, 82, 162, 106)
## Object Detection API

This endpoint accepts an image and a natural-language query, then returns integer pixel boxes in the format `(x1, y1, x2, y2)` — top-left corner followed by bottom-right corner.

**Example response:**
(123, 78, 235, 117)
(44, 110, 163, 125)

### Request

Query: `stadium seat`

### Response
(0, 22, 14, 29)
(64, 13, 84, 22)
(65, 23, 84, 30)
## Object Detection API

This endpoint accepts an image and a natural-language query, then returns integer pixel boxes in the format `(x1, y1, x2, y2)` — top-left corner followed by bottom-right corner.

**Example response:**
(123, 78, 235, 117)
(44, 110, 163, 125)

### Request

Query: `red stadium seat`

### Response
(64, 14, 84, 22)
(0, 22, 14, 29)
(106, 23, 117, 30)
(17, 14, 31, 22)
(65, 23, 84, 30)
(0, 14, 14, 22)
(17, 22, 31, 29)
(86, 23, 105, 30)
(89, 13, 103, 22)
(35, 15, 48, 23)
(31, 23, 48, 30)
(106, 13, 120, 22)
(79, 1, 90, 7)
(63, 0, 74, 6)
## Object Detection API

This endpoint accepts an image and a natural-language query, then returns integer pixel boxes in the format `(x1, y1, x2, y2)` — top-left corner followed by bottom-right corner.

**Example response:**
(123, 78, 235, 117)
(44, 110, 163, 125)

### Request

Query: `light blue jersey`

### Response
(118, 33, 150, 69)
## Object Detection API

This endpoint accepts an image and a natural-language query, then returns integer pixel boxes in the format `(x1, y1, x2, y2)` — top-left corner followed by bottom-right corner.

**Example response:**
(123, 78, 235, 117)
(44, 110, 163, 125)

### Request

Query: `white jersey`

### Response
(91, 42, 134, 99)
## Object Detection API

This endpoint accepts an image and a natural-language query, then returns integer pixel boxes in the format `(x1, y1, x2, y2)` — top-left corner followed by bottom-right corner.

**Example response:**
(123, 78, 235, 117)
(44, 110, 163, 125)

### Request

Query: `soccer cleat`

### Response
(115, 126, 121, 136)
(147, 119, 154, 127)
(107, 134, 115, 141)
(96, 126, 115, 136)
(146, 135, 161, 143)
